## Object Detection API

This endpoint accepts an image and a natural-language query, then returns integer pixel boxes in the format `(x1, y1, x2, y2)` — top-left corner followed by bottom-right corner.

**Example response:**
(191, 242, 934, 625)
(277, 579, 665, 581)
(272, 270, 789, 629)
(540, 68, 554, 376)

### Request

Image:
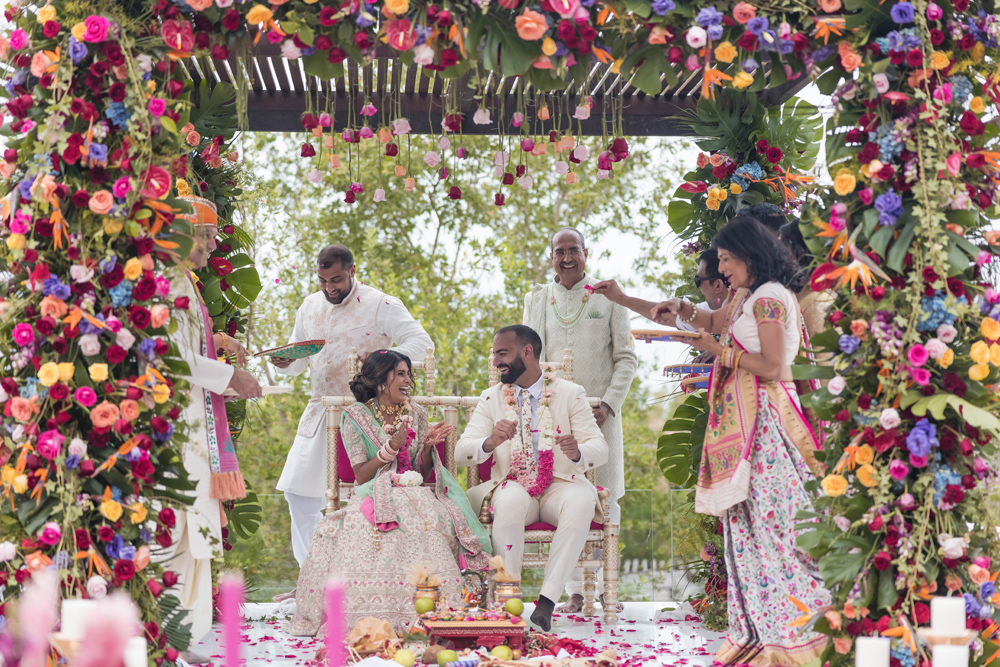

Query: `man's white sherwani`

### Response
(161, 270, 234, 644)
(457, 376, 608, 601)
(276, 279, 433, 563)
(523, 274, 637, 521)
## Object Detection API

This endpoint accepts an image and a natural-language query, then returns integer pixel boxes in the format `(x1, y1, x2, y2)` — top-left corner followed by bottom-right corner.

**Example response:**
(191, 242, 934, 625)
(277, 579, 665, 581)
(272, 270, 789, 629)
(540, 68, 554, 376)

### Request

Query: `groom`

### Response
(457, 325, 608, 631)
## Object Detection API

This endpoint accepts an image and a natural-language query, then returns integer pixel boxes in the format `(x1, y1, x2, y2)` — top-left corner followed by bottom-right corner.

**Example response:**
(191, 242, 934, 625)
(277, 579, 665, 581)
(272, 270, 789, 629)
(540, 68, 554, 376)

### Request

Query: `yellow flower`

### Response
(71, 23, 87, 41)
(821, 474, 848, 497)
(991, 343, 1000, 367)
(706, 197, 721, 211)
(929, 51, 950, 71)
(970, 363, 990, 382)
(714, 41, 738, 64)
(103, 218, 123, 235)
(37, 5, 56, 22)
(12, 474, 28, 494)
(707, 187, 720, 201)
(733, 71, 754, 89)
(833, 169, 856, 196)
(1, 465, 15, 485)
(717, 188, 728, 201)
(100, 499, 123, 522)
(938, 348, 954, 369)
(730, 183, 743, 195)
(57, 362, 75, 383)
(542, 37, 557, 56)
(37, 363, 60, 387)
(123, 258, 143, 281)
(6, 234, 26, 250)
(981, 317, 1000, 341)
(152, 384, 171, 405)
(384, 0, 409, 13)
(855, 444, 874, 466)
(176, 180, 192, 196)
(970, 42, 985, 63)
(130, 503, 148, 524)
(970, 97, 985, 114)
(89, 363, 109, 383)
(245, 4, 273, 24)
(971, 341, 990, 365)
(857, 464, 878, 488)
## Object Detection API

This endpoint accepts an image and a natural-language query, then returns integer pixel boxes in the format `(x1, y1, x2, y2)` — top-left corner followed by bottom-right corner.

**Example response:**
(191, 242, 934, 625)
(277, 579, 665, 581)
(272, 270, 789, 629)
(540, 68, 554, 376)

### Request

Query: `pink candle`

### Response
(219, 573, 244, 667)
(325, 579, 346, 667)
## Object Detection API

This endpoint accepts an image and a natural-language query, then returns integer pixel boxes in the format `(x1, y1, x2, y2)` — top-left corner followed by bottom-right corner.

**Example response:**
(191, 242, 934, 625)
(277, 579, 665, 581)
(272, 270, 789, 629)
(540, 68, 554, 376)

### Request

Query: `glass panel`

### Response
(228, 493, 301, 603)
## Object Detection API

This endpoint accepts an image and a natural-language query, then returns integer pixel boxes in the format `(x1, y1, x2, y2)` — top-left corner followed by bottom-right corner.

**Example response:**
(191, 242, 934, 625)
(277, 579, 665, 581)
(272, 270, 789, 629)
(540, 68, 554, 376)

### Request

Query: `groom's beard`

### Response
(497, 355, 527, 385)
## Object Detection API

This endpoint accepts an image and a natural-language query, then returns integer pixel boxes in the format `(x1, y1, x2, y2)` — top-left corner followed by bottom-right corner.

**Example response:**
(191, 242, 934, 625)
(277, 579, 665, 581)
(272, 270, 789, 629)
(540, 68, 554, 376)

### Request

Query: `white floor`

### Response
(191, 602, 725, 666)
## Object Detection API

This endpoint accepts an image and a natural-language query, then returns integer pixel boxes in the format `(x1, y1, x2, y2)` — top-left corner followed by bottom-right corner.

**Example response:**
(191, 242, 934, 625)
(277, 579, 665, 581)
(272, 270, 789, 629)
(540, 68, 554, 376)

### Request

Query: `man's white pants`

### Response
(490, 479, 594, 602)
(565, 497, 620, 597)
(163, 512, 213, 646)
(285, 492, 325, 566)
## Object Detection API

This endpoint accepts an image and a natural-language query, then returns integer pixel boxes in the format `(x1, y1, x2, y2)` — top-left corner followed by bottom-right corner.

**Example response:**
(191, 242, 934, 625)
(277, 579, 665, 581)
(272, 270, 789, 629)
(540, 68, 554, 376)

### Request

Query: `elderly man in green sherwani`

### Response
(522, 227, 638, 613)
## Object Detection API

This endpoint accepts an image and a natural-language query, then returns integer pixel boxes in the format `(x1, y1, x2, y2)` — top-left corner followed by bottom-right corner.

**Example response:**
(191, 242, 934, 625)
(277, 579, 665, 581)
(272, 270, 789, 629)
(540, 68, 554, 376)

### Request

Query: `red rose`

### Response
(158, 507, 176, 528)
(144, 621, 161, 641)
(130, 458, 155, 482)
(154, 339, 169, 356)
(447, 186, 462, 200)
(765, 147, 783, 164)
(756, 140, 769, 153)
(151, 416, 171, 434)
(300, 143, 316, 158)
(101, 264, 125, 289)
(78, 459, 95, 476)
(960, 111, 984, 136)
(71, 189, 90, 208)
(439, 49, 459, 68)
(929, 28, 945, 45)
(967, 153, 986, 169)
(959, 33, 975, 50)
(871, 285, 886, 301)
(74, 528, 91, 550)
(109, 82, 126, 102)
(319, 6, 338, 25)
(35, 316, 56, 337)
(147, 579, 164, 598)
(105, 345, 127, 364)
(315, 35, 333, 51)
(835, 409, 850, 422)
(98, 526, 115, 542)
(49, 383, 69, 401)
(129, 306, 151, 329)
(42, 20, 60, 38)
(712, 165, 728, 180)
(327, 47, 347, 64)
(736, 31, 758, 51)
(174, 296, 190, 310)
(872, 551, 892, 571)
(922, 266, 939, 283)
(132, 276, 157, 301)
(858, 142, 879, 164)
(905, 49, 923, 67)
(868, 515, 884, 531)
(857, 393, 872, 410)
(162, 570, 179, 588)
(113, 559, 135, 583)
(828, 310, 845, 324)
(354, 32, 372, 50)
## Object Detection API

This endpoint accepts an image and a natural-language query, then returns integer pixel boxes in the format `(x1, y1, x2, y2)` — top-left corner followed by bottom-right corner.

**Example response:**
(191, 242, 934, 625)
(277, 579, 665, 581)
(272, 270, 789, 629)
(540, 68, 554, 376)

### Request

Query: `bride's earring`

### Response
(378, 384, 386, 394)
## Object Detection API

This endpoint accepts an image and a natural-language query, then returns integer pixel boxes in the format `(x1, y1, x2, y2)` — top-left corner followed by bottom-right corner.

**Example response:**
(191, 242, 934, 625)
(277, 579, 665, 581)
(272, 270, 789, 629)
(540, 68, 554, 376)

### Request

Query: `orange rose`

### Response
(39, 295, 68, 318)
(186, 0, 213, 7)
(696, 153, 709, 168)
(841, 52, 862, 72)
(515, 9, 549, 41)
(150, 304, 171, 328)
(24, 550, 53, 572)
(10, 397, 35, 422)
(90, 400, 121, 429)
(120, 399, 140, 422)
(732, 1, 756, 24)
(88, 190, 114, 215)
(134, 545, 151, 570)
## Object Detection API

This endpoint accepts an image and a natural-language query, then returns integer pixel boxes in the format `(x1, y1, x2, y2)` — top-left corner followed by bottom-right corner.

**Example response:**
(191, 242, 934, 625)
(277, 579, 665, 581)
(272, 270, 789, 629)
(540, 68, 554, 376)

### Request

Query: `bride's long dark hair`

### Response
(349, 350, 412, 403)
(714, 215, 800, 292)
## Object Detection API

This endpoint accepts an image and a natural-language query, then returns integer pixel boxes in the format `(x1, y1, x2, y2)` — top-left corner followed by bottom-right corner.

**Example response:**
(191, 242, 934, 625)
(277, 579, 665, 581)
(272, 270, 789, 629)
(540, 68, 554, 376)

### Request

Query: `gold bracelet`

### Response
(734, 349, 745, 370)
(219, 332, 229, 350)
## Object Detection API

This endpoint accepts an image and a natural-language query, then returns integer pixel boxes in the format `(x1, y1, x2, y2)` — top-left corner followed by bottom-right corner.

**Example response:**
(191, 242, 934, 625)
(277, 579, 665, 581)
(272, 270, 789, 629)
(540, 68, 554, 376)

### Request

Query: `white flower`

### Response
(572, 104, 590, 120)
(391, 118, 412, 136)
(571, 145, 589, 162)
(873, 73, 889, 94)
(597, 169, 611, 180)
(437, 136, 451, 150)
(879, 408, 901, 430)
(938, 533, 967, 560)
(423, 151, 441, 167)
(373, 188, 386, 202)
(685, 26, 707, 48)
(0, 386, 8, 403)
(79, 334, 101, 357)
(135, 55, 153, 75)
(950, 192, 971, 210)
(494, 165, 503, 178)
(0, 541, 15, 562)
(472, 108, 491, 125)
(937, 323, 958, 343)
(412, 44, 434, 66)
(828, 376, 846, 396)
(70, 265, 94, 283)
(11, 425, 24, 442)
(554, 161, 569, 175)
(307, 169, 323, 184)
(517, 174, 533, 190)
(86, 575, 108, 599)
(493, 150, 509, 167)
(834, 516, 852, 532)
(395, 471, 423, 487)
(116, 328, 136, 351)
(280, 41, 302, 60)
(216, 0, 235, 6)
(68, 438, 87, 458)
(925, 338, 948, 360)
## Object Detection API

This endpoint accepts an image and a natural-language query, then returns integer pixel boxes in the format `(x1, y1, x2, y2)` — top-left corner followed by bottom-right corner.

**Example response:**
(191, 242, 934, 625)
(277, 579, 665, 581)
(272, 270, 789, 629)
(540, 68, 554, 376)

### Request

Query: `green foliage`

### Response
(656, 391, 708, 488)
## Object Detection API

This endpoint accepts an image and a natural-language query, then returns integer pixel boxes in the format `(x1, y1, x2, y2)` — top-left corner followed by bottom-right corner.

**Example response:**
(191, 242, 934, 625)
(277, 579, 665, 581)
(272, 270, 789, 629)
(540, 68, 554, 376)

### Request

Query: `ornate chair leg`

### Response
(582, 561, 597, 617)
(602, 524, 620, 624)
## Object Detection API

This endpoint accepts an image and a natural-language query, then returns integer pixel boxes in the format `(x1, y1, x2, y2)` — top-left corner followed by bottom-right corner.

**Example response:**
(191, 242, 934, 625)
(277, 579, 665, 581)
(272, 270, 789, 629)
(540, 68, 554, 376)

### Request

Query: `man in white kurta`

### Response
(523, 228, 637, 610)
(457, 326, 608, 632)
(272, 245, 434, 566)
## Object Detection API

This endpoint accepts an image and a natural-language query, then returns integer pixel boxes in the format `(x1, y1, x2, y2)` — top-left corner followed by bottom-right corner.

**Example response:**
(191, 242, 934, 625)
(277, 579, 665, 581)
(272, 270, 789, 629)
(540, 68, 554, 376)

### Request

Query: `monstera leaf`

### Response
(226, 487, 264, 542)
(190, 79, 238, 142)
(656, 391, 709, 488)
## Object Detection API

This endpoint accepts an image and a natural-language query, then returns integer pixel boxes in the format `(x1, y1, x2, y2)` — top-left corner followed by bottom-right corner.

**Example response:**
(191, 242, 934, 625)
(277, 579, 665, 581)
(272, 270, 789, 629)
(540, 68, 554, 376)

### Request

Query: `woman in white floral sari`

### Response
(287, 350, 492, 635)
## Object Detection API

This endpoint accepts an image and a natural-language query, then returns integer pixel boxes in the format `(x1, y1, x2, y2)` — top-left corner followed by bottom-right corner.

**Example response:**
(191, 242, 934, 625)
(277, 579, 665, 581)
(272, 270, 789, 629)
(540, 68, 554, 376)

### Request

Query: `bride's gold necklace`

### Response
(370, 399, 405, 434)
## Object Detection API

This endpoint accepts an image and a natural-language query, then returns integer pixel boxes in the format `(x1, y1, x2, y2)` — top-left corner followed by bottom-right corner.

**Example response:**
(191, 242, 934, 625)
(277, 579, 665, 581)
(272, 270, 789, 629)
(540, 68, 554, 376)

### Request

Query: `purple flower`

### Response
(707, 24, 724, 40)
(78, 314, 105, 335)
(105, 534, 125, 560)
(119, 545, 136, 561)
(874, 188, 904, 226)
(68, 37, 88, 64)
(747, 16, 770, 36)
(905, 418, 938, 457)
(88, 142, 108, 163)
(839, 335, 861, 354)
(695, 6, 723, 27)
(42, 276, 71, 300)
(138, 337, 158, 359)
(982, 581, 996, 600)
(650, 0, 675, 15)
(65, 455, 80, 470)
(890, 1, 915, 23)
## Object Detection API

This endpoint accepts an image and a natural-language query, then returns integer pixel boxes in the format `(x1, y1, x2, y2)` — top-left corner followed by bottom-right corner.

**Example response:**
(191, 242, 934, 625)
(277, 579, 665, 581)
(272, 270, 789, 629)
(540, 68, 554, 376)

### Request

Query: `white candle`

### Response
(933, 644, 969, 667)
(60, 599, 97, 640)
(123, 637, 148, 667)
(931, 597, 967, 636)
(854, 636, 890, 667)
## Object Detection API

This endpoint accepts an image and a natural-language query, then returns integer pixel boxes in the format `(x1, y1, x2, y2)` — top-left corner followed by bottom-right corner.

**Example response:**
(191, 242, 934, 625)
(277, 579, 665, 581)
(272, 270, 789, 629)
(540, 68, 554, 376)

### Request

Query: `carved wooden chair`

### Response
(465, 348, 621, 624)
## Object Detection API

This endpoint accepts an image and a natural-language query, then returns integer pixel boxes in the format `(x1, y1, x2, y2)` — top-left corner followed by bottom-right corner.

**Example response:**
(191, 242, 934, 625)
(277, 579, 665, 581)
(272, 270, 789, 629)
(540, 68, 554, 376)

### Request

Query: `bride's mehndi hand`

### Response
(424, 422, 454, 446)
(389, 418, 409, 451)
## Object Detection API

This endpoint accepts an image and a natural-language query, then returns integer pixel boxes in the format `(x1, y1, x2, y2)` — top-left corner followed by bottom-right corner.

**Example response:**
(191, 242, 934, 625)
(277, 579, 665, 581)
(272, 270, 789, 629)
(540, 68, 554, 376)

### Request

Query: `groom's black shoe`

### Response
(530, 595, 555, 632)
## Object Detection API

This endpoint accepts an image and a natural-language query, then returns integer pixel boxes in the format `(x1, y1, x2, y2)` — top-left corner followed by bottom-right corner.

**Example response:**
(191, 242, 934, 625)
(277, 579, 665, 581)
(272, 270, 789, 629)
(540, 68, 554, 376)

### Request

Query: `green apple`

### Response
(504, 598, 524, 617)
(437, 650, 459, 666)
(394, 650, 416, 667)
(490, 646, 513, 660)
(414, 598, 436, 614)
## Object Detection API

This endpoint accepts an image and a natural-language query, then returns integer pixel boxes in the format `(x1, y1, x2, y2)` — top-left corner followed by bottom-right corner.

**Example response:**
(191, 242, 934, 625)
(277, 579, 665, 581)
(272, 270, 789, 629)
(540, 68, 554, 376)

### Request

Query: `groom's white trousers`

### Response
(285, 492, 325, 566)
(490, 479, 594, 602)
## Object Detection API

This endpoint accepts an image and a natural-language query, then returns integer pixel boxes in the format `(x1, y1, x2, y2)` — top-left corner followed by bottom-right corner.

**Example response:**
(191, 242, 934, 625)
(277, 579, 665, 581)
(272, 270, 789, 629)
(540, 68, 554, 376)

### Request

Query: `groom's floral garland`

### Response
(502, 372, 555, 498)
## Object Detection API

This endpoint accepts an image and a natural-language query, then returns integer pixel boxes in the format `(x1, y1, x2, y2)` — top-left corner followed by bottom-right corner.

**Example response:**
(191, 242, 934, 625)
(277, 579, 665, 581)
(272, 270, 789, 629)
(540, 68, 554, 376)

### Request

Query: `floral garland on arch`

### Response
(501, 372, 555, 498)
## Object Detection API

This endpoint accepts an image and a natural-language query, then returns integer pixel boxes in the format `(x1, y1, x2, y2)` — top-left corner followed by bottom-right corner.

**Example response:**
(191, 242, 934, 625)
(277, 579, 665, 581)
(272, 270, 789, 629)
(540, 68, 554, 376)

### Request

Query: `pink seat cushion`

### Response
(338, 434, 447, 483)
(525, 521, 605, 531)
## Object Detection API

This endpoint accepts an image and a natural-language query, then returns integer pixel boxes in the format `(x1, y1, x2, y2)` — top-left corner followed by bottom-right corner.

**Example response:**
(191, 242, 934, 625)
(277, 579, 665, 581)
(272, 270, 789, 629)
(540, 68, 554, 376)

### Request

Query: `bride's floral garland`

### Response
(502, 372, 556, 497)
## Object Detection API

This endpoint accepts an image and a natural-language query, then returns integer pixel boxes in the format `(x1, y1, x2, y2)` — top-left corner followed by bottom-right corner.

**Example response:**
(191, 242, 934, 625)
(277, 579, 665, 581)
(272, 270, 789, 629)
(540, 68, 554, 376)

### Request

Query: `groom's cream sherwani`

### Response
(457, 376, 608, 601)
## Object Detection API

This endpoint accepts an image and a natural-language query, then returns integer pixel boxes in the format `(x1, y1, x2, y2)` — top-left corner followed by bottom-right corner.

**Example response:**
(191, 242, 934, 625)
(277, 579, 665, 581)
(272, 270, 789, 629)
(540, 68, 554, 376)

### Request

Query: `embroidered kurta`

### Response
(276, 280, 434, 498)
(523, 274, 637, 504)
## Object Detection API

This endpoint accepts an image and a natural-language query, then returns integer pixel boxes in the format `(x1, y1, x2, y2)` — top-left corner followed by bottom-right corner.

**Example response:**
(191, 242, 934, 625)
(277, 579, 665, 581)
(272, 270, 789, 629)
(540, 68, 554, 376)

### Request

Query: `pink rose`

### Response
(38, 522, 62, 546)
(907, 344, 929, 367)
(910, 367, 931, 386)
(732, 1, 756, 24)
(154, 276, 171, 297)
(74, 386, 97, 407)
(858, 187, 874, 206)
(974, 556, 991, 570)
(9, 30, 29, 51)
(112, 176, 132, 198)
(88, 190, 114, 215)
(12, 323, 35, 347)
(82, 15, 110, 43)
(150, 304, 170, 328)
(909, 453, 929, 468)
(148, 98, 167, 117)
(925, 338, 947, 360)
(889, 459, 909, 480)
(926, 2, 943, 20)
(937, 323, 958, 343)
(36, 429, 65, 460)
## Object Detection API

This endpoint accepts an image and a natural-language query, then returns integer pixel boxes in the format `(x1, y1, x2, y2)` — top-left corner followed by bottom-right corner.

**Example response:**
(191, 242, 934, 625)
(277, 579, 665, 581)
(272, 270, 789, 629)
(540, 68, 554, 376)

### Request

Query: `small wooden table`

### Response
(425, 619, 528, 650)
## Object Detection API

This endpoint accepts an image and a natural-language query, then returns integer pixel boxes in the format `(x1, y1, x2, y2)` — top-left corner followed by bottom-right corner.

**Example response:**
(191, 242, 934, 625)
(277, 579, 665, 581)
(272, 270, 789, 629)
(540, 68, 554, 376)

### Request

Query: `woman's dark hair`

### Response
(698, 247, 729, 286)
(349, 349, 412, 403)
(777, 222, 811, 292)
(714, 215, 800, 292)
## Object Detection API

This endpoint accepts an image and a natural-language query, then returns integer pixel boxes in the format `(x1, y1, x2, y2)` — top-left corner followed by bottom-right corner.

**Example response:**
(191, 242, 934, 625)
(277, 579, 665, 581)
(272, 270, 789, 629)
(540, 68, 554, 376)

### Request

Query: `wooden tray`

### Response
(255, 340, 326, 360)
(426, 618, 528, 649)
(664, 364, 712, 376)
(223, 385, 293, 398)
(680, 376, 710, 388)
(632, 329, 702, 342)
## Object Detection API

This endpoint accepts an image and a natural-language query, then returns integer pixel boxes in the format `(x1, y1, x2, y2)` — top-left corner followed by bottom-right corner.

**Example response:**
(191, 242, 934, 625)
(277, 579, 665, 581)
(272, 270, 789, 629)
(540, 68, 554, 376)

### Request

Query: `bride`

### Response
(286, 350, 492, 635)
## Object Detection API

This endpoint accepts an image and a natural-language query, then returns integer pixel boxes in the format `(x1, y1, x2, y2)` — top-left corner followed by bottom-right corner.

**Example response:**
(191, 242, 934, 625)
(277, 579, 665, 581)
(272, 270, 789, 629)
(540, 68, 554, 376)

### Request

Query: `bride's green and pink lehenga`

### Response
(287, 402, 491, 636)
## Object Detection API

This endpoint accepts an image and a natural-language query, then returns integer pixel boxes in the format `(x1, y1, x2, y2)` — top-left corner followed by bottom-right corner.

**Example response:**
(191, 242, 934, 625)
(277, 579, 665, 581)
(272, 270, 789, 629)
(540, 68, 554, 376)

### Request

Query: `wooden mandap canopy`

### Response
(183, 42, 812, 136)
